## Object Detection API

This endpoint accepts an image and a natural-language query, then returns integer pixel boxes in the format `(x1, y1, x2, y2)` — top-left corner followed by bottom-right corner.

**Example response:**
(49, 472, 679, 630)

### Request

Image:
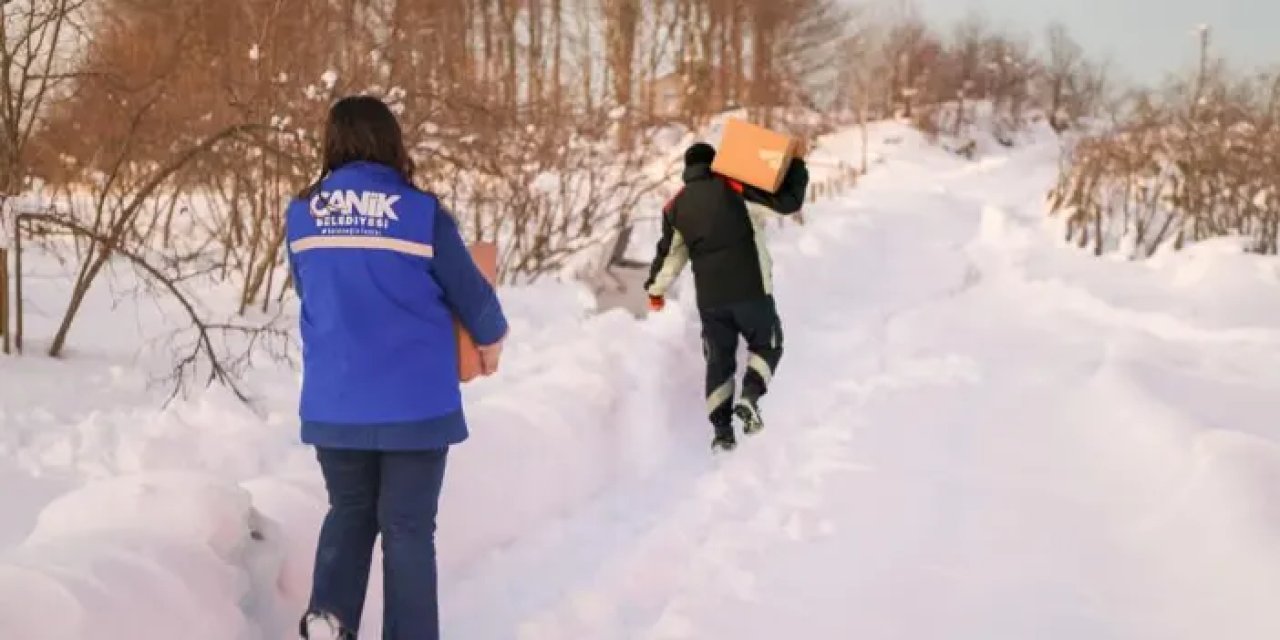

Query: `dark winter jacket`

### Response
(644, 158, 809, 309)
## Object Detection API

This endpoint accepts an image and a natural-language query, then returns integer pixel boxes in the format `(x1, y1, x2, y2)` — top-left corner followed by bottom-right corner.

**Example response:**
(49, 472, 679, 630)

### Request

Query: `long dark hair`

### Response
(298, 95, 417, 199)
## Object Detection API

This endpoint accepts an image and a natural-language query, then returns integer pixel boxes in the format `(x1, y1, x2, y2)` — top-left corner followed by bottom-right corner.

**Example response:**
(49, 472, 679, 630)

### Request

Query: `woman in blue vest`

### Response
(286, 95, 508, 640)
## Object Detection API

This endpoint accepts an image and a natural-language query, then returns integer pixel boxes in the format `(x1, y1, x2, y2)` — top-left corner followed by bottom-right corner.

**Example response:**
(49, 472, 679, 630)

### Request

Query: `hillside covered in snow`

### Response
(3, 118, 1280, 640)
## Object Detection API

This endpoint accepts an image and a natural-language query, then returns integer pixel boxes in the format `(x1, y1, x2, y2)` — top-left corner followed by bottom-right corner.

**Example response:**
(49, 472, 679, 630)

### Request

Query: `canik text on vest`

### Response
(310, 189, 402, 231)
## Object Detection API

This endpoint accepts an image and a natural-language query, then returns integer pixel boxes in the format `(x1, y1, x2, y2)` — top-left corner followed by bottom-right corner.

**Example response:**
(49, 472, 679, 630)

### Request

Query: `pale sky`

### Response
(906, 0, 1275, 84)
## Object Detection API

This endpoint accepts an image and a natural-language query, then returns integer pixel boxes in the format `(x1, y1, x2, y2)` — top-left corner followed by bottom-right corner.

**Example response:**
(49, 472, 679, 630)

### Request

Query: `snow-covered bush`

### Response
(1048, 70, 1280, 257)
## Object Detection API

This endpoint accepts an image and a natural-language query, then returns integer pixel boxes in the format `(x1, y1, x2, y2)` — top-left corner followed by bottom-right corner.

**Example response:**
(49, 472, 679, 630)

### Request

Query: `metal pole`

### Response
(13, 213, 22, 353)
(1, 246, 8, 354)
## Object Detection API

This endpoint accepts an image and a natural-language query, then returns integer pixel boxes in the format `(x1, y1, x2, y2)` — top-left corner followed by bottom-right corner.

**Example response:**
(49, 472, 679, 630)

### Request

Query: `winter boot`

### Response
(711, 422, 737, 452)
(300, 611, 354, 640)
(735, 396, 764, 436)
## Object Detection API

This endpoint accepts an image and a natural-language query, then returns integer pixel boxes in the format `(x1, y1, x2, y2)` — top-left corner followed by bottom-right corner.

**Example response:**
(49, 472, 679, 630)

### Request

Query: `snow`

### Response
(530, 171, 561, 195)
(4, 118, 1280, 639)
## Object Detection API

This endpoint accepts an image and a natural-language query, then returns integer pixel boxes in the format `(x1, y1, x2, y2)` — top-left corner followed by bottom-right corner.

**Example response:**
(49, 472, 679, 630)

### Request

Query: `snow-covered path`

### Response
(4, 123, 1280, 639)
(439, 138, 1280, 639)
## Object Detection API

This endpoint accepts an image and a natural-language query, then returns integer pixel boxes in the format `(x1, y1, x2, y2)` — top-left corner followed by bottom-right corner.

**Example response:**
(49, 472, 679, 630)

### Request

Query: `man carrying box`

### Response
(644, 141, 809, 452)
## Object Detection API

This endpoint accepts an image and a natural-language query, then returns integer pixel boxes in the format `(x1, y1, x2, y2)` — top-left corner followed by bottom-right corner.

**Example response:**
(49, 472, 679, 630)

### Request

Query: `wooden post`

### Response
(0, 247, 8, 355)
(13, 214, 22, 353)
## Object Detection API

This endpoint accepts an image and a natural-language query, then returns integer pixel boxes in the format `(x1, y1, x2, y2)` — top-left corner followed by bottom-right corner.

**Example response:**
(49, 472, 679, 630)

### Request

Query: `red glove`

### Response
(648, 295, 665, 311)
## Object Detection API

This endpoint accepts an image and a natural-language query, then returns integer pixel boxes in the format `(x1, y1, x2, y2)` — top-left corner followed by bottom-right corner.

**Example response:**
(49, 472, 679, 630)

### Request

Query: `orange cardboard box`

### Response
(456, 241, 498, 383)
(711, 118, 800, 193)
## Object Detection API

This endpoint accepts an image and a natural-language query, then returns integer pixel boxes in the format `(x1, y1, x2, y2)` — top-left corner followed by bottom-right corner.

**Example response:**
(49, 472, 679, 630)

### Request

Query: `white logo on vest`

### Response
(309, 189, 401, 234)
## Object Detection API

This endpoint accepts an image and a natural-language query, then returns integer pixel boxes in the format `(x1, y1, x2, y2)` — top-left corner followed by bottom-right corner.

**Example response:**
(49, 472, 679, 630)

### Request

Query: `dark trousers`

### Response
(307, 447, 449, 640)
(699, 296, 784, 427)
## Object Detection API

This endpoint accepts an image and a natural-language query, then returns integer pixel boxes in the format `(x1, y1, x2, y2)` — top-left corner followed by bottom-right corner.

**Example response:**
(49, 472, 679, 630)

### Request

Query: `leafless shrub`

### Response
(1048, 60, 1280, 257)
(19, 211, 293, 403)
(427, 112, 670, 284)
(836, 10, 1110, 146)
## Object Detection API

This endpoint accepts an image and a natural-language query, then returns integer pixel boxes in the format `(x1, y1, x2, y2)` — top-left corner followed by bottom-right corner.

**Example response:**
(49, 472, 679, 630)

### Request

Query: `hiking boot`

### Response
(711, 423, 737, 453)
(300, 611, 353, 640)
(735, 397, 764, 436)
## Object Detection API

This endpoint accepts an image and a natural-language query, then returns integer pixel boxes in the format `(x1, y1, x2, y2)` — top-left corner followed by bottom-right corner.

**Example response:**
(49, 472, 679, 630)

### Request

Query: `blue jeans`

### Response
(306, 447, 449, 639)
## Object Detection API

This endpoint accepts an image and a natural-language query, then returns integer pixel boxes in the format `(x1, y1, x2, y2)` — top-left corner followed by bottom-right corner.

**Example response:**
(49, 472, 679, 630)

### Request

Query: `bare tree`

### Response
(774, 0, 853, 114)
(1042, 22, 1085, 131)
(20, 212, 291, 402)
(836, 10, 882, 174)
(28, 0, 278, 356)
(0, 0, 86, 197)
(602, 0, 640, 145)
(948, 12, 989, 135)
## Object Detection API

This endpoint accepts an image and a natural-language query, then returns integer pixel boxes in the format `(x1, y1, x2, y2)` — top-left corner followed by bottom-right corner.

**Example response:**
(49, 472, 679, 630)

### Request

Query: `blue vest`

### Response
(285, 161, 467, 450)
